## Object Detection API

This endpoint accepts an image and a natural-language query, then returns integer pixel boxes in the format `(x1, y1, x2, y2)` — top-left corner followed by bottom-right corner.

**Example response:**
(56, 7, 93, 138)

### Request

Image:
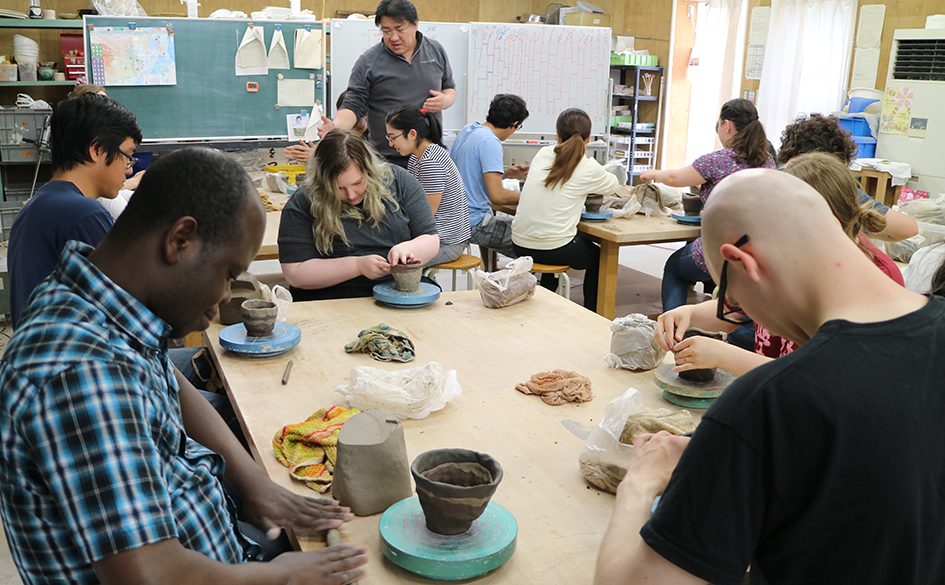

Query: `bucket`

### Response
(843, 97, 879, 113)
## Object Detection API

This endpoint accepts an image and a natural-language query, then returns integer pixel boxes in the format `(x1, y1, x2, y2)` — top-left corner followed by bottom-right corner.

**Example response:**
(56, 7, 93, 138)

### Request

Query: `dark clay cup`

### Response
(411, 449, 503, 535)
(682, 194, 703, 216)
(676, 328, 726, 383)
(241, 299, 277, 337)
(585, 194, 604, 213)
(391, 263, 423, 292)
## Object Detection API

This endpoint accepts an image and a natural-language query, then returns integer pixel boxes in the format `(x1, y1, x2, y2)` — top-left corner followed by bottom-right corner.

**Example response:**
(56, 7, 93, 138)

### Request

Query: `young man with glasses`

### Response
(8, 92, 141, 327)
(317, 0, 456, 168)
(595, 169, 943, 585)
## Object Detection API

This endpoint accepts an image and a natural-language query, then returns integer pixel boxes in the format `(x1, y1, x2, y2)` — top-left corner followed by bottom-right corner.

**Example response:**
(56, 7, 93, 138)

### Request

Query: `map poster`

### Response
(89, 26, 177, 86)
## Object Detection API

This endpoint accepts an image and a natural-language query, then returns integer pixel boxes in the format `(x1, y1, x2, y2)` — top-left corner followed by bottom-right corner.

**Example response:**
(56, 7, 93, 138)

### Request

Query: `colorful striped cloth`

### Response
(272, 405, 361, 493)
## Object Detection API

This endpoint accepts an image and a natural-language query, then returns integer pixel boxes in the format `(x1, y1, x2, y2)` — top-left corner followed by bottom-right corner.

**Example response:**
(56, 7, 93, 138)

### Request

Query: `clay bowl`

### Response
(676, 328, 726, 383)
(241, 299, 277, 337)
(585, 194, 604, 213)
(391, 263, 423, 293)
(219, 273, 263, 325)
(411, 449, 503, 536)
(682, 194, 703, 216)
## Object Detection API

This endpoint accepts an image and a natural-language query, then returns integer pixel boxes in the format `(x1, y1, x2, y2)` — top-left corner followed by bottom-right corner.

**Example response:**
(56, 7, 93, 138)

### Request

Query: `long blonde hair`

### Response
(784, 152, 886, 252)
(304, 129, 396, 254)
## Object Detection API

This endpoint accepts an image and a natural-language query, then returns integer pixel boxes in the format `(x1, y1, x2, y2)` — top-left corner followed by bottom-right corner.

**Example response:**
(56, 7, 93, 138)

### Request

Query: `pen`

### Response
(281, 360, 293, 385)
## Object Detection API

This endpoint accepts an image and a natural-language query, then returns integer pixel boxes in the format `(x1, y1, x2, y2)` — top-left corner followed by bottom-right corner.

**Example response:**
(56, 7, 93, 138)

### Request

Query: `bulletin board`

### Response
(83, 16, 327, 141)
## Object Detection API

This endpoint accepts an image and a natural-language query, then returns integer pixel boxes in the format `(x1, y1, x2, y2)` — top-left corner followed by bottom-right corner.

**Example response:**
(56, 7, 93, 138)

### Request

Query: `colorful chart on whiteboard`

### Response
(89, 26, 177, 86)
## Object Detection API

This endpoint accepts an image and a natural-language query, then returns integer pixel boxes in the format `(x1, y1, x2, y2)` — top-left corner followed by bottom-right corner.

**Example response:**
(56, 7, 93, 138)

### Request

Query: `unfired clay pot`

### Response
(411, 449, 503, 535)
(676, 328, 726, 383)
(391, 263, 423, 292)
(682, 194, 703, 216)
(241, 299, 277, 337)
(585, 194, 604, 213)
(219, 272, 264, 325)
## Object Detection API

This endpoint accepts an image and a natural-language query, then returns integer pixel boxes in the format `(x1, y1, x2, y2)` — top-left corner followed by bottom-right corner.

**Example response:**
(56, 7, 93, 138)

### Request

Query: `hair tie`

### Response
(419, 108, 429, 114)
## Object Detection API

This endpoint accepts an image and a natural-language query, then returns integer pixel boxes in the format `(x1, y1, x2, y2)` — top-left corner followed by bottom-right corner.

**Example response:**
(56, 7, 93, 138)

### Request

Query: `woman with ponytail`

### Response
(654, 152, 902, 377)
(642, 98, 775, 311)
(386, 105, 471, 264)
(511, 108, 631, 311)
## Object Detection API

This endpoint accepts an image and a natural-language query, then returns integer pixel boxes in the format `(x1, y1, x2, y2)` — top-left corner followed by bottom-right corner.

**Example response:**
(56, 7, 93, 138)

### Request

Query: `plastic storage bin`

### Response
(853, 136, 877, 159)
(838, 117, 871, 137)
(0, 108, 51, 162)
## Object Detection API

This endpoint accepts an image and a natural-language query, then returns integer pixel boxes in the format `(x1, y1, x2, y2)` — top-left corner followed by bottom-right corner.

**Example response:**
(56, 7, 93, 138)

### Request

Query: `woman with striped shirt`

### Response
(386, 106, 472, 265)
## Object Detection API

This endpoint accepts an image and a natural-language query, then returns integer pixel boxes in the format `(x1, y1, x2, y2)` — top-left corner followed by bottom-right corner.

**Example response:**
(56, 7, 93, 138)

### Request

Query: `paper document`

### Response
(745, 44, 765, 80)
(236, 25, 268, 76)
(294, 28, 323, 69)
(304, 102, 325, 141)
(277, 78, 315, 107)
(748, 7, 770, 45)
(268, 28, 290, 69)
(856, 4, 886, 49)
(850, 47, 880, 89)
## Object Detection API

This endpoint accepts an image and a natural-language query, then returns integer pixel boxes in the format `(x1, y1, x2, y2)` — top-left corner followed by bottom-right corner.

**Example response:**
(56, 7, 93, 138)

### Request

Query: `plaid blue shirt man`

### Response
(0, 241, 249, 584)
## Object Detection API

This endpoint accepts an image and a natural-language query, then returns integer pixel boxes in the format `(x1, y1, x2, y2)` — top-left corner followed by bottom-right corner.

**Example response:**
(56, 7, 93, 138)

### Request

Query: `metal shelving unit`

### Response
(608, 65, 663, 186)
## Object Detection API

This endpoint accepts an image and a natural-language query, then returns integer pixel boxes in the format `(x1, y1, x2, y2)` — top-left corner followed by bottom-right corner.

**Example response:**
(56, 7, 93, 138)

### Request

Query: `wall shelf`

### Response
(0, 81, 76, 86)
(0, 19, 84, 29)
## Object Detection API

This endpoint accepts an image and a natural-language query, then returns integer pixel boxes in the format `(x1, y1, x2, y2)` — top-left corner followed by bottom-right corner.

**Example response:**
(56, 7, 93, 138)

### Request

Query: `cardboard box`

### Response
(562, 11, 611, 27)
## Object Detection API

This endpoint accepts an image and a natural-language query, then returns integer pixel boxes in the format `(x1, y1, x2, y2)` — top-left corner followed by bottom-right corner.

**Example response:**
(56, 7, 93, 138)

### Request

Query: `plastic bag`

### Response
(335, 362, 462, 420)
(602, 160, 629, 186)
(902, 195, 945, 225)
(577, 389, 696, 493)
(605, 313, 667, 371)
(259, 283, 293, 322)
(603, 194, 642, 218)
(474, 256, 537, 308)
(885, 234, 925, 263)
(92, 0, 147, 16)
(654, 182, 684, 209)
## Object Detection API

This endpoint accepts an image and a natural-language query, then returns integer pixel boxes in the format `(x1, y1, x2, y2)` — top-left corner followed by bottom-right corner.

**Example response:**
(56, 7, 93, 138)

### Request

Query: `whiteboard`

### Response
(467, 23, 611, 135)
(328, 19, 469, 132)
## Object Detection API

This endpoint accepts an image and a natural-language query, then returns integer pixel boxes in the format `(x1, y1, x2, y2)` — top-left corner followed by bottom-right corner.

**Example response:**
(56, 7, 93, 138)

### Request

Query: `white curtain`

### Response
(756, 0, 856, 148)
(684, 0, 749, 164)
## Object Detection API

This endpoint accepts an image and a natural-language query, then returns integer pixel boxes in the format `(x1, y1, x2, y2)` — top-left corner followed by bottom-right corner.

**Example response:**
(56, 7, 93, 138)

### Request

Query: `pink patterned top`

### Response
(689, 148, 775, 272)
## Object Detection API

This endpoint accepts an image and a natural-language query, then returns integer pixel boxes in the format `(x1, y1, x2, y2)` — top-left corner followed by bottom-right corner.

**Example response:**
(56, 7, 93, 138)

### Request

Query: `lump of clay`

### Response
(619, 408, 696, 445)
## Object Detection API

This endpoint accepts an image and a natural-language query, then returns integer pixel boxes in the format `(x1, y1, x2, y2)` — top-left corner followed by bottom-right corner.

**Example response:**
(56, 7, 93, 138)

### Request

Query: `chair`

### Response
(531, 263, 571, 300)
(424, 253, 481, 291)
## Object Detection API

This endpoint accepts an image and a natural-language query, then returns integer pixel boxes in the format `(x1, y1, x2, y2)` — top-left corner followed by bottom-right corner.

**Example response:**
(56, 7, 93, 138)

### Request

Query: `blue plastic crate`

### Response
(853, 136, 876, 159)
(838, 117, 871, 137)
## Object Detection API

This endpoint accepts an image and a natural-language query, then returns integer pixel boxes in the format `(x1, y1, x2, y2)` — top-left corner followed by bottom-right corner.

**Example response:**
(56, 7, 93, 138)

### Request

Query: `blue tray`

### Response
(581, 209, 613, 222)
(219, 322, 301, 357)
(373, 281, 440, 308)
(671, 212, 702, 225)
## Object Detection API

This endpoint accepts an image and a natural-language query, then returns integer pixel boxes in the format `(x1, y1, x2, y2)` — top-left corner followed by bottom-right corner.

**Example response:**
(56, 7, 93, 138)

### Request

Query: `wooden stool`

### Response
(424, 254, 481, 291)
(531, 263, 571, 300)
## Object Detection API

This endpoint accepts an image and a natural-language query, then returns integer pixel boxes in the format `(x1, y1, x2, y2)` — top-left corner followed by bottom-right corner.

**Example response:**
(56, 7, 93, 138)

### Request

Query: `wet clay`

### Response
(585, 194, 604, 213)
(682, 194, 703, 216)
(411, 449, 503, 536)
(391, 263, 423, 292)
(676, 328, 726, 383)
(241, 299, 277, 337)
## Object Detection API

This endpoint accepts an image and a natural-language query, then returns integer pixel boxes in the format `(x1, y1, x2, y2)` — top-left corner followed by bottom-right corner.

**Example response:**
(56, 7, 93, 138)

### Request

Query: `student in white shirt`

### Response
(512, 108, 630, 311)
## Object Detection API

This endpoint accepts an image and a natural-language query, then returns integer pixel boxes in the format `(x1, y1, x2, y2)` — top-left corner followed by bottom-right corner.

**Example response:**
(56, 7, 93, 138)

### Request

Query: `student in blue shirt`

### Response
(449, 94, 529, 258)
(0, 148, 366, 584)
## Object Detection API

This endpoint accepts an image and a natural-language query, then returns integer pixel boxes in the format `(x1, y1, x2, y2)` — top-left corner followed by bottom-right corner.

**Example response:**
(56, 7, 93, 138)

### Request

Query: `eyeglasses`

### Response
(716, 234, 753, 325)
(116, 149, 139, 169)
(385, 132, 405, 143)
(380, 23, 412, 38)
(513, 122, 524, 130)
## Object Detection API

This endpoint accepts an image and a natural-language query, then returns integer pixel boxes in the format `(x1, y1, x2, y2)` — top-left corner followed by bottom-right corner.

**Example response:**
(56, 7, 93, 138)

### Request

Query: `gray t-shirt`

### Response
(278, 164, 437, 264)
(342, 32, 455, 158)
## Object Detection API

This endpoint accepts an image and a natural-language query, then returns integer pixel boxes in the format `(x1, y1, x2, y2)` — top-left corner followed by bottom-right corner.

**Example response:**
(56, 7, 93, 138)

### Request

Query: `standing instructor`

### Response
(318, 0, 456, 168)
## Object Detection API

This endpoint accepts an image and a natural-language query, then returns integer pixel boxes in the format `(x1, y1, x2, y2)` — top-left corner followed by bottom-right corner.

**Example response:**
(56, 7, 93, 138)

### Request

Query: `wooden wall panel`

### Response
(740, 0, 769, 98)
(857, 0, 945, 89)
(665, 0, 696, 169)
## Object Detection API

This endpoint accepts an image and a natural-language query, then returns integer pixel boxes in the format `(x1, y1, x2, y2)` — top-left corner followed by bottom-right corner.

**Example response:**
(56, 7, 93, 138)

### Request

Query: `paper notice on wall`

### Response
(236, 25, 268, 76)
(294, 28, 323, 69)
(880, 85, 912, 135)
(856, 4, 885, 49)
(268, 28, 290, 69)
(277, 78, 315, 107)
(748, 7, 771, 45)
(745, 44, 765, 80)
(850, 47, 881, 89)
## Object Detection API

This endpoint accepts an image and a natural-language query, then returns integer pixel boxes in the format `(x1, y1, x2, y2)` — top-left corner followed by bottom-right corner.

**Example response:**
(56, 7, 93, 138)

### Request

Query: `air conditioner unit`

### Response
(876, 29, 945, 193)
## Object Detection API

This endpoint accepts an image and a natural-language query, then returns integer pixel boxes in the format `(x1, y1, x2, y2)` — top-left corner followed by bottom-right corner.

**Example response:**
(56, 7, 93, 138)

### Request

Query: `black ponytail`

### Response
(385, 105, 444, 148)
(720, 98, 770, 168)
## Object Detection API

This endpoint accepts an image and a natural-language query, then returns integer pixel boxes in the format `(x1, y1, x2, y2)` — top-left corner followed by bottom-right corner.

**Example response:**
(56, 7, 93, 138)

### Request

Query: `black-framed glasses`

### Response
(116, 149, 138, 169)
(385, 132, 405, 143)
(716, 234, 752, 325)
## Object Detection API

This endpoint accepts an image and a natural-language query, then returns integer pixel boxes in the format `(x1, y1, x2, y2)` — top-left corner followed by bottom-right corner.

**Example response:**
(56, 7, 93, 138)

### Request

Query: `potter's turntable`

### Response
(654, 363, 735, 409)
(379, 496, 517, 581)
(218, 322, 301, 357)
(372, 281, 441, 308)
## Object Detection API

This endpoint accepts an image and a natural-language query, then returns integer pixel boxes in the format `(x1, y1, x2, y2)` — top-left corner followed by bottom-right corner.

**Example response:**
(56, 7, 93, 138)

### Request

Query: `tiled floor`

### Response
(0, 243, 679, 582)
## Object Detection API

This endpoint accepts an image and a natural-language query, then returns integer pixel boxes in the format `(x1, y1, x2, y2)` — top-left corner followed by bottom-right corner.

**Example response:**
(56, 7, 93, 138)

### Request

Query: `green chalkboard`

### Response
(84, 16, 325, 141)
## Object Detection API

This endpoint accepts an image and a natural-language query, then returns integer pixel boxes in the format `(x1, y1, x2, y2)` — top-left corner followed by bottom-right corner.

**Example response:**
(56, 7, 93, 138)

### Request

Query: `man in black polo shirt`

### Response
(318, 0, 456, 167)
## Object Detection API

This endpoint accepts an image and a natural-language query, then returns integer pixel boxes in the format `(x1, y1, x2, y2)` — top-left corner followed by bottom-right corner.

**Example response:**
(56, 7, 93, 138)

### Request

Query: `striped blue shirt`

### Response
(0, 241, 248, 584)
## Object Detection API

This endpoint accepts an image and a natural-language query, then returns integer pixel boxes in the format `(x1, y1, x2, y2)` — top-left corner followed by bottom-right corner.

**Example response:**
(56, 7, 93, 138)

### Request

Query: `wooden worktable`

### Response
(205, 288, 698, 584)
